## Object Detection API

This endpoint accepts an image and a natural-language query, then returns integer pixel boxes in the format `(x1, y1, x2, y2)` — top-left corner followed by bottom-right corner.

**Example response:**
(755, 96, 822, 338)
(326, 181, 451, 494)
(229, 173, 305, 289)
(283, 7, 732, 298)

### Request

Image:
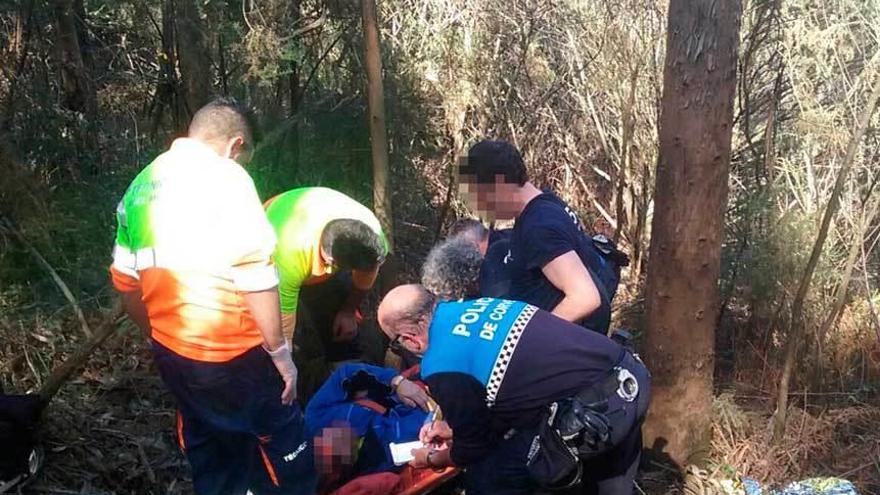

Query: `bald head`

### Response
(188, 98, 255, 164)
(377, 284, 436, 339)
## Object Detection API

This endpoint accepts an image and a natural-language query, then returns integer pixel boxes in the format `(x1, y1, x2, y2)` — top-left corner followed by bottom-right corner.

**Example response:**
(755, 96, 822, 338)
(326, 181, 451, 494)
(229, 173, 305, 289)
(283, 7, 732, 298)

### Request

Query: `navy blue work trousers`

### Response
(152, 341, 317, 495)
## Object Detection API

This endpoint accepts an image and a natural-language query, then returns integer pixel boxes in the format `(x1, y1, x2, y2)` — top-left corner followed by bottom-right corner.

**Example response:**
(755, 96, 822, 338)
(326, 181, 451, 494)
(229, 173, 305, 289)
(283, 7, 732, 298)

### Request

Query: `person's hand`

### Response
(395, 378, 431, 411)
(278, 363, 298, 405)
(332, 310, 359, 342)
(265, 341, 298, 405)
(409, 447, 432, 469)
(419, 420, 453, 446)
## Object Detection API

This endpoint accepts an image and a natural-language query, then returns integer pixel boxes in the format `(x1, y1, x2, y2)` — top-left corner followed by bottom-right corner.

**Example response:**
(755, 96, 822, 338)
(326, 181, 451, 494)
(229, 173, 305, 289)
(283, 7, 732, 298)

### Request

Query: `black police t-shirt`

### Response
(479, 228, 512, 298)
(506, 192, 610, 333)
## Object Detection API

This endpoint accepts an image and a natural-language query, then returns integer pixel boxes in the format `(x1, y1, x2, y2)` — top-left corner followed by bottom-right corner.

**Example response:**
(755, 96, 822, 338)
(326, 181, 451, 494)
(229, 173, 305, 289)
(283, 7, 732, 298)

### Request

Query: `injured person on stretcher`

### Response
(305, 362, 457, 495)
(298, 210, 645, 495)
(304, 216, 647, 494)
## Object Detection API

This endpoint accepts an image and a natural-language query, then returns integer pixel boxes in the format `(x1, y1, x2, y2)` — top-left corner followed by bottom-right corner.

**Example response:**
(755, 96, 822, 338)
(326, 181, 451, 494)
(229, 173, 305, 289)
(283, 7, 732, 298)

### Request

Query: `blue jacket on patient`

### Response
(305, 363, 429, 475)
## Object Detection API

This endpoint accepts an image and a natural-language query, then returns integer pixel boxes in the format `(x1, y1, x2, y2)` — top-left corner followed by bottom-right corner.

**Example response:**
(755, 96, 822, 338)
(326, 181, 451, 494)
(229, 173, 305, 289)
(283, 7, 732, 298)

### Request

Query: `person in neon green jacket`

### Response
(265, 187, 389, 400)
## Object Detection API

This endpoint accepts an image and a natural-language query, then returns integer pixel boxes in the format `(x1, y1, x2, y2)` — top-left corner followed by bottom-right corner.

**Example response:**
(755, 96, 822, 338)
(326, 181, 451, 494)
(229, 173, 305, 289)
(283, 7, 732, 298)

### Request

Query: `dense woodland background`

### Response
(1, 0, 880, 493)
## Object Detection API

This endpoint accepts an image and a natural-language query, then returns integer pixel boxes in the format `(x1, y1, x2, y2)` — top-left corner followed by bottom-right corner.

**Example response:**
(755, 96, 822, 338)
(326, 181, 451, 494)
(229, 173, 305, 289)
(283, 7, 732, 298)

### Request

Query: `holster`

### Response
(525, 371, 621, 490)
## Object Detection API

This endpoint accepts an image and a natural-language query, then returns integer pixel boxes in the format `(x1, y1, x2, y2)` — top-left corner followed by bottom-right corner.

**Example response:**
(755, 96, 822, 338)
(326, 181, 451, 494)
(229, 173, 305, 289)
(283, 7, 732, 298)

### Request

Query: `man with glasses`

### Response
(377, 285, 650, 494)
(265, 187, 389, 401)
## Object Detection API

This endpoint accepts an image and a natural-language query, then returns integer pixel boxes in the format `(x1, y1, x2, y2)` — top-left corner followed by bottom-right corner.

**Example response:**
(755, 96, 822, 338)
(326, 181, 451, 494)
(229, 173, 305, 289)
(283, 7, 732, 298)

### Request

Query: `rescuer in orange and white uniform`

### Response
(110, 98, 316, 495)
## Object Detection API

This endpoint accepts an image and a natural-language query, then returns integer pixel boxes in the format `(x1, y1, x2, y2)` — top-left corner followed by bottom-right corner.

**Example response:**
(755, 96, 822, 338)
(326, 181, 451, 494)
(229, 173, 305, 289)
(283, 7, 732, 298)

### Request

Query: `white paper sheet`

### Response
(389, 440, 424, 466)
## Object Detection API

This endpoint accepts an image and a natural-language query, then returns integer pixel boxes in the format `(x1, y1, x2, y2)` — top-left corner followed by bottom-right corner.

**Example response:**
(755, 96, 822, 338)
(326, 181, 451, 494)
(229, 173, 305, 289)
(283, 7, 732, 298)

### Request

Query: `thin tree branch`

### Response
(39, 301, 125, 402)
(862, 241, 880, 345)
(1, 219, 93, 338)
(771, 73, 880, 443)
(294, 27, 349, 110)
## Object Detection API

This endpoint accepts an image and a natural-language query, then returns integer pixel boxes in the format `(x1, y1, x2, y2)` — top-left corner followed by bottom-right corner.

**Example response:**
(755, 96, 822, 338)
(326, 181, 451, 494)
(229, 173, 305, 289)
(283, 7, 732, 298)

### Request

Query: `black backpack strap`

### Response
(591, 235, 630, 267)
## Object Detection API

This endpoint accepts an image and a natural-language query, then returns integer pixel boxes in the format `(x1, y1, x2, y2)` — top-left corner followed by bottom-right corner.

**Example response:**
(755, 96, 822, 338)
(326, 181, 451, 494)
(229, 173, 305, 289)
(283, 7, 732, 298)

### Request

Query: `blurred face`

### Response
(314, 425, 357, 478)
(458, 174, 520, 222)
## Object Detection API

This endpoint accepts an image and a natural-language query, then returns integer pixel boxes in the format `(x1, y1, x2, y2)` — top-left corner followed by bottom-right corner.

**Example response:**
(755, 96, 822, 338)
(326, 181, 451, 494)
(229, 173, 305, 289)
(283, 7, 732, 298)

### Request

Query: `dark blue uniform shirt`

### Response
(479, 228, 512, 298)
(505, 192, 611, 334)
(421, 299, 624, 466)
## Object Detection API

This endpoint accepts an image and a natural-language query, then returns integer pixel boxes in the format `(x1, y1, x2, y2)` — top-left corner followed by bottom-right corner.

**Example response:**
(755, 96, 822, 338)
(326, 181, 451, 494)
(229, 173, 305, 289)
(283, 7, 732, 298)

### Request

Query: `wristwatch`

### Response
(426, 450, 444, 471)
(390, 375, 405, 390)
(428, 450, 447, 472)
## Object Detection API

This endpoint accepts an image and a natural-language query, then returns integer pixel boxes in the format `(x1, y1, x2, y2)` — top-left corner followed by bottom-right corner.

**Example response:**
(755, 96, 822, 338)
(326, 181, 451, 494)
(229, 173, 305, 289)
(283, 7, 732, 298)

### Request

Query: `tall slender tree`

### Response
(643, 0, 742, 467)
(1, 0, 36, 132)
(361, 0, 394, 250)
(771, 78, 880, 444)
(175, 0, 213, 114)
(52, 0, 95, 114)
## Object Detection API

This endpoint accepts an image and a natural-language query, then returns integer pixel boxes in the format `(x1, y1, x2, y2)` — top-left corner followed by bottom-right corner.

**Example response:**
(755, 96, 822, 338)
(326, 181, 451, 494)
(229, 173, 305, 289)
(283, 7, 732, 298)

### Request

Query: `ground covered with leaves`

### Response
(2, 311, 189, 494)
(3, 310, 878, 495)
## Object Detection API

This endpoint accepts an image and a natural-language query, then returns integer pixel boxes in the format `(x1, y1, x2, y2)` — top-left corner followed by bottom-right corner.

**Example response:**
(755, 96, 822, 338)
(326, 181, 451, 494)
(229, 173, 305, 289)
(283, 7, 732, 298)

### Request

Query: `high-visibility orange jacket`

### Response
(110, 138, 278, 362)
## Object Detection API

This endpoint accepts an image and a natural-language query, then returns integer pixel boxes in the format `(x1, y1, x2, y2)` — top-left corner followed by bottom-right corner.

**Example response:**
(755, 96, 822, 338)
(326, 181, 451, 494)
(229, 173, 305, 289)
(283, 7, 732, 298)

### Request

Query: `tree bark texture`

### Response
(2, 0, 35, 132)
(52, 0, 95, 114)
(361, 0, 394, 250)
(175, 0, 213, 115)
(643, 0, 742, 468)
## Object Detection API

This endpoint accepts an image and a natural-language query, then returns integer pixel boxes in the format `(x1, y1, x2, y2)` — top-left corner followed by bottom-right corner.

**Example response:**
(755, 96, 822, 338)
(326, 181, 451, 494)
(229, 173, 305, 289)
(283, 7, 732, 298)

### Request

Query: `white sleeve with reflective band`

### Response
(230, 263, 279, 292)
(221, 162, 279, 292)
(112, 244, 140, 279)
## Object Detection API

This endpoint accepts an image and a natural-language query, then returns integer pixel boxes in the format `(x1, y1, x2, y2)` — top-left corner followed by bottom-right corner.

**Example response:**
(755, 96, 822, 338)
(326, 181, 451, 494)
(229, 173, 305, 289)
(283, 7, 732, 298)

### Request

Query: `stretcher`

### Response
(329, 465, 459, 495)
(327, 365, 461, 495)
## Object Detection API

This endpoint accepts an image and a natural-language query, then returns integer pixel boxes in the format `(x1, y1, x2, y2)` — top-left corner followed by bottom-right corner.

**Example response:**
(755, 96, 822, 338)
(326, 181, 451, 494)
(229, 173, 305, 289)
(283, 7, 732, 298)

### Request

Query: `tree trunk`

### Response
(72, 0, 92, 70)
(615, 66, 639, 247)
(643, 0, 742, 468)
(151, 0, 182, 136)
(361, 0, 394, 250)
(175, 0, 213, 115)
(1, 0, 36, 132)
(218, 33, 229, 96)
(288, 0, 302, 116)
(632, 148, 651, 281)
(770, 78, 880, 444)
(51, 0, 95, 114)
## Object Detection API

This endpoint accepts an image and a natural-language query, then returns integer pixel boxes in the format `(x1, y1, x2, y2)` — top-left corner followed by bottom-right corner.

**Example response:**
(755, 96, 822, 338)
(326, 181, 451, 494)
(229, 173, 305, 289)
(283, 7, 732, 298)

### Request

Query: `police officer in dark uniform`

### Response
(377, 285, 651, 495)
(458, 140, 620, 334)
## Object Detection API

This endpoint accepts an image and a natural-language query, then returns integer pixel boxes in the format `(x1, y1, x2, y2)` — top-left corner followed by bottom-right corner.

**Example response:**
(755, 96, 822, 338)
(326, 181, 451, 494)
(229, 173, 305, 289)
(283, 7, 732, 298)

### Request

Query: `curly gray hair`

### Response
(421, 238, 483, 301)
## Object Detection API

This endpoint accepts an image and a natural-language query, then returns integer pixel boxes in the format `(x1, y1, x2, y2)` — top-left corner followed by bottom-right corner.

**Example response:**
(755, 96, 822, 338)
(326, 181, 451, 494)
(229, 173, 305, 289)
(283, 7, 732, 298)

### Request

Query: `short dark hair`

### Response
(321, 219, 385, 271)
(448, 218, 488, 244)
(188, 97, 257, 150)
(458, 140, 528, 186)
